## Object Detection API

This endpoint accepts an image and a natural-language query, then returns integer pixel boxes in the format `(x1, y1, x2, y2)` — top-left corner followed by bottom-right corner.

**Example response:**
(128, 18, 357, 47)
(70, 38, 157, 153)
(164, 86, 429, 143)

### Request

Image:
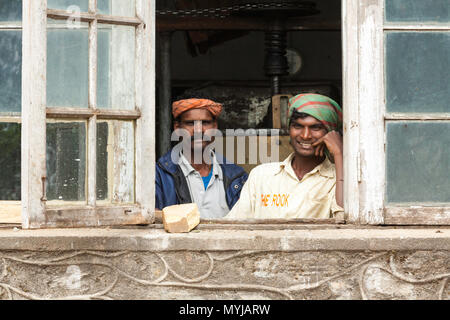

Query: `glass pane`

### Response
(385, 32, 450, 113)
(97, 0, 135, 17)
(386, 122, 450, 204)
(46, 121, 86, 202)
(47, 25, 89, 108)
(386, 0, 449, 23)
(97, 120, 134, 203)
(0, 30, 21, 113)
(97, 24, 135, 110)
(48, 0, 89, 12)
(0, 123, 21, 200)
(0, 0, 22, 21)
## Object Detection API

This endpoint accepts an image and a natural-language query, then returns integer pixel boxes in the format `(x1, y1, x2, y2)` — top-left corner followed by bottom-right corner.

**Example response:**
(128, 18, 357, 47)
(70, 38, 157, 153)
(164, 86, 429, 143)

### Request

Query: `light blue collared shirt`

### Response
(178, 151, 229, 219)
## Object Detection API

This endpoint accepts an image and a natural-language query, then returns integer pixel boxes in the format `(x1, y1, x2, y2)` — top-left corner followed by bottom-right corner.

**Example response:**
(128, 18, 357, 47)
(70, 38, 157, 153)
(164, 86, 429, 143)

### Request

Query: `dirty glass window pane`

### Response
(385, 0, 449, 23)
(46, 121, 86, 202)
(0, 30, 21, 113)
(47, 24, 89, 108)
(386, 122, 450, 204)
(97, 0, 135, 17)
(385, 32, 450, 113)
(97, 120, 135, 203)
(97, 24, 135, 110)
(0, 0, 22, 21)
(48, 0, 88, 12)
(0, 123, 21, 200)
(97, 27, 110, 108)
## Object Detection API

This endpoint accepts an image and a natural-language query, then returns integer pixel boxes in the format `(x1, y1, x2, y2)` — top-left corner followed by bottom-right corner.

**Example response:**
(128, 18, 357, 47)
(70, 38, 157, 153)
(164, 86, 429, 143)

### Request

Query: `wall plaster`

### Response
(0, 227, 449, 300)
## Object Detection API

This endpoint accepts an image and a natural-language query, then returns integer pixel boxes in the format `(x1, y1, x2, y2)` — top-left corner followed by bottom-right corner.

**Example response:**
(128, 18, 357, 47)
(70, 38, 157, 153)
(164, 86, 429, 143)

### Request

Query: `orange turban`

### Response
(172, 98, 222, 119)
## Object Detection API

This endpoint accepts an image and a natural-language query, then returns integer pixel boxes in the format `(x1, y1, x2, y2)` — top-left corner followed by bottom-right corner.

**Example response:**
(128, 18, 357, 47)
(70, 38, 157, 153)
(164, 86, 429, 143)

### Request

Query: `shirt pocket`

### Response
(304, 192, 332, 219)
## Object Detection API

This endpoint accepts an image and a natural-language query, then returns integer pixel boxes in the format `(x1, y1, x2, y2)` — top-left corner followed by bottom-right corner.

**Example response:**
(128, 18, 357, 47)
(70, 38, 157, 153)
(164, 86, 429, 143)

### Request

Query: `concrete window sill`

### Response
(0, 225, 449, 251)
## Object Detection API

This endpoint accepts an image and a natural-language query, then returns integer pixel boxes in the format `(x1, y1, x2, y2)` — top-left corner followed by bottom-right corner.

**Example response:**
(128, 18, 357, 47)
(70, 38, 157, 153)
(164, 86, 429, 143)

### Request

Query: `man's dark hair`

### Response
(289, 110, 310, 126)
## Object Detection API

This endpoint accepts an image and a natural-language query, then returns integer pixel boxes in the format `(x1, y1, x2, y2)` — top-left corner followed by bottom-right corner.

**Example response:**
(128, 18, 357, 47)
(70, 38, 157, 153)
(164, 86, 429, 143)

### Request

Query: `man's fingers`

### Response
(312, 137, 324, 147)
(315, 144, 324, 157)
(315, 144, 321, 156)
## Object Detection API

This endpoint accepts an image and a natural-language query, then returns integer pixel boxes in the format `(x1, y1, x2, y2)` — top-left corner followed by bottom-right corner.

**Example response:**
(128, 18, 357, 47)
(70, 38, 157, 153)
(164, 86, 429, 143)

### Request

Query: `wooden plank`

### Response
(46, 9, 143, 26)
(342, 0, 361, 223)
(88, 12, 98, 208)
(0, 201, 22, 224)
(385, 113, 450, 121)
(97, 14, 143, 27)
(384, 207, 450, 225)
(21, 0, 47, 228)
(384, 24, 450, 31)
(46, 107, 141, 119)
(134, 0, 155, 224)
(89, 0, 96, 14)
(272, 96, 281, 129)
(357, 0, 385, 224)
(0, 116, 21, 123)
(271, 94, 292, 129)
(47, 9, 96, 23)
(46, 107, 94, 118)
(34, 206, 148, 228)
(0, 23, 22, 29)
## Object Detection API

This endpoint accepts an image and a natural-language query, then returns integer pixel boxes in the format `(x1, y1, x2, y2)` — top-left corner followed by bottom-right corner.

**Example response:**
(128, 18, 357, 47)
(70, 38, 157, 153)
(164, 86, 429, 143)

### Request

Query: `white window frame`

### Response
(17, 0, 448, 229)
(342, 0, 450, 225)
(21, 0, 155, 228)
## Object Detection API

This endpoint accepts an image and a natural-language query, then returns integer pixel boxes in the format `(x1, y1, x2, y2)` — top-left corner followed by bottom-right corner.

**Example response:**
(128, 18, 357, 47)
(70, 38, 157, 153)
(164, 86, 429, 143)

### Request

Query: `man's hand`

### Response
(311, 131, 343, 158)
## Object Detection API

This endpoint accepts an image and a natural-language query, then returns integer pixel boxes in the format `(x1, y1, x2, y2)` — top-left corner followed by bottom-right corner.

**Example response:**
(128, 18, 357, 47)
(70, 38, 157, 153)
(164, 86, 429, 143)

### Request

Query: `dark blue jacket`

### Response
(155, 148, 248, 210)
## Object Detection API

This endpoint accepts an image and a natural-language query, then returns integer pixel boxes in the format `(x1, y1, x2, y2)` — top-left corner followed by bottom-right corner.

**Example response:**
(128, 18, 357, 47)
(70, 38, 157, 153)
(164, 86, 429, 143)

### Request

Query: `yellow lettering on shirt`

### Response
(261, 194, 290, 208)
(261, 194, 270, 207)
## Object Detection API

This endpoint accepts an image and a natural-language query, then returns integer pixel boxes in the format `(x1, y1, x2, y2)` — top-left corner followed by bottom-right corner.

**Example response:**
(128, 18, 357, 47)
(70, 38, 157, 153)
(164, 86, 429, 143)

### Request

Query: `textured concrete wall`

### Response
(0, 228, 448, 300)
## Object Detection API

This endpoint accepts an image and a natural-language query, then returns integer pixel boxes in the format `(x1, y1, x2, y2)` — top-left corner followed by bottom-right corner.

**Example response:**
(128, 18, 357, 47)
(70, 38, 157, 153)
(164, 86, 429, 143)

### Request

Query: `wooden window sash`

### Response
(384, 24, 450, 31)
(47, 9, 143, 27)
(21, 0, 155, 229)
(340, 0, 386, 225)
(342, 0, 360, 224)
(0, 13, 23, 223)
(381, 3, 450, 225)
(46, 107, 141, 120)
(342, 0, 450, 226)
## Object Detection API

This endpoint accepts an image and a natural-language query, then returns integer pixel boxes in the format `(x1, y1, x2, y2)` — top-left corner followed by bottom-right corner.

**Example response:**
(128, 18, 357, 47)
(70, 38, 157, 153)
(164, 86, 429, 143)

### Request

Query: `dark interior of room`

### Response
(155, 0, 342, 165)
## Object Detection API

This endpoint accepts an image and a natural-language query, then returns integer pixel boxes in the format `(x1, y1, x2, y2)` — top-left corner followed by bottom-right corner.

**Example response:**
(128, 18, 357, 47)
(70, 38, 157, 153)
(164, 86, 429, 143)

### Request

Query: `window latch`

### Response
(41, 177, 47, 202)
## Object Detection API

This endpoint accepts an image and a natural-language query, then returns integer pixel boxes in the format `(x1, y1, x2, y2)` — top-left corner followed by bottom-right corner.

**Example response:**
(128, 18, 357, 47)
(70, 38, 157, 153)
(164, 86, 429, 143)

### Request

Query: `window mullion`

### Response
(87, 12, 98, 207)
(357, 0, 385, 224)
(21, 0, 47, 229)
(342, 0, 360, 223)
(134, 0, 155, 223)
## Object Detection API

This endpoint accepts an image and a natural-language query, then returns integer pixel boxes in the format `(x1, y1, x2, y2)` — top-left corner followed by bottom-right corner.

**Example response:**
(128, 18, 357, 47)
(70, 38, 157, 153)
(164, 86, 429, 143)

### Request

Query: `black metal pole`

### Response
(264, 17, 288, 96)
(158, 31, 173, 158)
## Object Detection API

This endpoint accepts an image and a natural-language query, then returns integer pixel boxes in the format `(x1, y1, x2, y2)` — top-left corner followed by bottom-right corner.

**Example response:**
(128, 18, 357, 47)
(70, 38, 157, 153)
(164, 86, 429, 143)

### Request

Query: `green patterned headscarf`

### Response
(288, 93, 343, 132)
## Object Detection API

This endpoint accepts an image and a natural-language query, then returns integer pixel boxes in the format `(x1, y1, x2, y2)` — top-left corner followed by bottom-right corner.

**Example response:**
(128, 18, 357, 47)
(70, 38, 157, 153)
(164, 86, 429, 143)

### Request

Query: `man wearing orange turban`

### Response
(155, 98, 248, 219)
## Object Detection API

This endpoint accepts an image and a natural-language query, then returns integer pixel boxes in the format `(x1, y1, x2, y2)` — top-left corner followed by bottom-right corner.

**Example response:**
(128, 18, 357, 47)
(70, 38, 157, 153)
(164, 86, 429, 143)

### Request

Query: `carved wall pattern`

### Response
(0, 250, 448, 300)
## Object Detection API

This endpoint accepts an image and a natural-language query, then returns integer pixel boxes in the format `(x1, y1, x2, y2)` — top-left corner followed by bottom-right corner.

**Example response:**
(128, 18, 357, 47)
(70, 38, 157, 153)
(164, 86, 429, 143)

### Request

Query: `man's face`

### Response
(174, 108, 218, 151)
(289, 115, 327, 158)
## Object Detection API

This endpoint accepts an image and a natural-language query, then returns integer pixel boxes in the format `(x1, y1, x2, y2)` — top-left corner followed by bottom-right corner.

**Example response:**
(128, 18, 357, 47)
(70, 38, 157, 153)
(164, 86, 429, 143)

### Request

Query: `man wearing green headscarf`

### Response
(226, 93, 344, 220)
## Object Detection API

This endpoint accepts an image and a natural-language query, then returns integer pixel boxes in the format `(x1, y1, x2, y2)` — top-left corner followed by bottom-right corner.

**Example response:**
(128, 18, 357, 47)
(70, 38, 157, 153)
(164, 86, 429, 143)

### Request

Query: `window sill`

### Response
(0, 225, 448, 252)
